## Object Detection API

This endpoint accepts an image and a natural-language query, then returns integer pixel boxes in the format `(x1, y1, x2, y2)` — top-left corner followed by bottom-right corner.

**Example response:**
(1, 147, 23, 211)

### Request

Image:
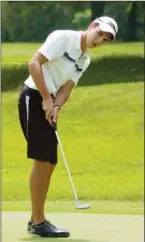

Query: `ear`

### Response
(88, 22, 95, 30)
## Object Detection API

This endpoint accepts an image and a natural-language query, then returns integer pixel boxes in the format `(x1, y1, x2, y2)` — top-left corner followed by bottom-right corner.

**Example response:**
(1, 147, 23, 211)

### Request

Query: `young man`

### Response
(18, 16, 118, 238)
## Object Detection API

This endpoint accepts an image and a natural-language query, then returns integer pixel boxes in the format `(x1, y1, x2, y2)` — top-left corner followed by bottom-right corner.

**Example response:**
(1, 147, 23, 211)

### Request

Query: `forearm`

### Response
(28, 61, 52, 100)
(54, 86, 71, 107)
(54, 81, 74, 107)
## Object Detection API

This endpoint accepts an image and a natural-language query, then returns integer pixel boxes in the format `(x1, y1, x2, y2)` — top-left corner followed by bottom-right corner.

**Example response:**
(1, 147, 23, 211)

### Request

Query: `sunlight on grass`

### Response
(2, 42, 144, 64)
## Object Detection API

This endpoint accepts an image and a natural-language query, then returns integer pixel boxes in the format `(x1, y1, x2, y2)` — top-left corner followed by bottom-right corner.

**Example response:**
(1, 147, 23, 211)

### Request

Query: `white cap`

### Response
(93, 16, 118, 42)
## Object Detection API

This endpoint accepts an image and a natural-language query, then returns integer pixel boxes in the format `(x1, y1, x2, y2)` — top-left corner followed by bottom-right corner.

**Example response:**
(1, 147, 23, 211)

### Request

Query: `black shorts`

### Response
(18, 85, 58, 163)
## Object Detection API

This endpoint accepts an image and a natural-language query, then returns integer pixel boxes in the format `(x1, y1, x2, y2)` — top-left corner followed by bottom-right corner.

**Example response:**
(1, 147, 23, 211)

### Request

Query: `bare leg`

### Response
(29, 160, 56, 224)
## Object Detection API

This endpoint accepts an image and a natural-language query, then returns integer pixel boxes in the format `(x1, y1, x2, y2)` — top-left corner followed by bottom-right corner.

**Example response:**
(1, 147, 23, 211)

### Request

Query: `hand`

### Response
(42, 97, 54, 122)
(52, 105, 60, 124)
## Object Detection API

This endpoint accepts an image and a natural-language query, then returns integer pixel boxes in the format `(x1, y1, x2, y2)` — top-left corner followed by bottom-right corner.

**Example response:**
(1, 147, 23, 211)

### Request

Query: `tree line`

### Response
(2, 1, 144, 42)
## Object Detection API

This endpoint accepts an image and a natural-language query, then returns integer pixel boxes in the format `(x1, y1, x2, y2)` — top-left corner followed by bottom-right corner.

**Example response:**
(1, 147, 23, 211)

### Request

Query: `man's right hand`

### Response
(42, 97, 54, 122)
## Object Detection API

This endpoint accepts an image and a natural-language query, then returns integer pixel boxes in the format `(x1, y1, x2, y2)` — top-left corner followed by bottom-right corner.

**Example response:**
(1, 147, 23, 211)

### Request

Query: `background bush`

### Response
(2, 2, 144, 42)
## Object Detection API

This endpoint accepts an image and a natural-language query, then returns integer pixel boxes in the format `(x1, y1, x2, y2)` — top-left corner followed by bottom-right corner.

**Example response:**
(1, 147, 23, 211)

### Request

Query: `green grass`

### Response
(2, 201, 144, 215)
(2, 42, 144, 64)
(2, 82, 144, 202)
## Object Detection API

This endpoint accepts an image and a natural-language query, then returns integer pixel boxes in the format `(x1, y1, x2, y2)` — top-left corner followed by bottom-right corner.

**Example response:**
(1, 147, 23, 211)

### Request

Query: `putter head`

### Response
(76, 203, 90, 209)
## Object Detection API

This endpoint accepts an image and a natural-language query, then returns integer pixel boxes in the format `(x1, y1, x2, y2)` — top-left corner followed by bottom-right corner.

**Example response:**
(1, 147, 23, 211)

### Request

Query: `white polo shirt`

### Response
(25, 30, 90, 97)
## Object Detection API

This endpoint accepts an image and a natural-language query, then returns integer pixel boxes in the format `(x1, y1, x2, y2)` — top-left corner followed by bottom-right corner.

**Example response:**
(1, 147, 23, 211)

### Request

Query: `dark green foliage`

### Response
(2, 2, 79, 42)
(91, 1, 105, 21)
(2, 1, 144, 42)
(127, 2, 137, 41)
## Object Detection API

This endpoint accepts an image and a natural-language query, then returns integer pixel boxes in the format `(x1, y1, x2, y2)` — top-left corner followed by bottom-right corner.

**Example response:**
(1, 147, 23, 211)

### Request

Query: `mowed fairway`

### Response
(2, 212, 144, 242)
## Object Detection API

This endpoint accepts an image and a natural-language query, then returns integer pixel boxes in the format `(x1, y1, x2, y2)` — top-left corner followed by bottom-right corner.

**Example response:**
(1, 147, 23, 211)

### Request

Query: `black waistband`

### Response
(23, 84, 55, 99)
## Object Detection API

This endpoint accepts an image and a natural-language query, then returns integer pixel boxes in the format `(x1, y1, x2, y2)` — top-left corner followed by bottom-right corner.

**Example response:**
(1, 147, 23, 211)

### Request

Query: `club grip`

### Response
(51, 121, 57, 131)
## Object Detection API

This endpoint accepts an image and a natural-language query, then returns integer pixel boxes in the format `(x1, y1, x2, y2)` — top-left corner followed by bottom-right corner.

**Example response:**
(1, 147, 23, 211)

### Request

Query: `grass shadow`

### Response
(19, 235, 109, 242)
(19, 238, 90, 242)
(19, 239, 108, 242)
(78, 55, 144, 86)
(2, 55, 144, 91)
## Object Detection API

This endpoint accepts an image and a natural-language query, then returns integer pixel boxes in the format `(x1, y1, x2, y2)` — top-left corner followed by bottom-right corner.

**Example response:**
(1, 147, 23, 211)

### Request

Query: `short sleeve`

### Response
(38, 30, 67, 61)
(71, 58, 90, 86)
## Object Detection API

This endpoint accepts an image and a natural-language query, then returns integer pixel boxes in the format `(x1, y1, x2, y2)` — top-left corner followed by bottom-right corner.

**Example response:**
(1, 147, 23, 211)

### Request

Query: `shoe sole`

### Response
(30, 232, 70, 238)
(28, 229, 70, 238)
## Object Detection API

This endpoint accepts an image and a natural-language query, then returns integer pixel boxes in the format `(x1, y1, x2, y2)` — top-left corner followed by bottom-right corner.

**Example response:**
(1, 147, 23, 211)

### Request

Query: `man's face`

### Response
(86, 23, 112, 48)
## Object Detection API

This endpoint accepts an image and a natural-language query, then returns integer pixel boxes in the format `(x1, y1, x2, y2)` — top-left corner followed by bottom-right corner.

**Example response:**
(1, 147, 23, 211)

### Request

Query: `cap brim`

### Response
(98, 22, 116, 42)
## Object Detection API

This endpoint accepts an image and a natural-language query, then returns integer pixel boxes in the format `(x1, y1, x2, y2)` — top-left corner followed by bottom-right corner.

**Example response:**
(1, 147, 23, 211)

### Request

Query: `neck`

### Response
(81, 31, 87, 54)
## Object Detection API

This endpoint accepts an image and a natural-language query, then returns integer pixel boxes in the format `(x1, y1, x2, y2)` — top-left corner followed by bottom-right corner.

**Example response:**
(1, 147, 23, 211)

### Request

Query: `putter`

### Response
(52, 122, 90, 210)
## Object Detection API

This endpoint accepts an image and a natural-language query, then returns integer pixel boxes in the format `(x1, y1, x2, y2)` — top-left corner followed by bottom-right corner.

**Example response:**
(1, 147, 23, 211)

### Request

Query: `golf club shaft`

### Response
(55, 130, 79, 203)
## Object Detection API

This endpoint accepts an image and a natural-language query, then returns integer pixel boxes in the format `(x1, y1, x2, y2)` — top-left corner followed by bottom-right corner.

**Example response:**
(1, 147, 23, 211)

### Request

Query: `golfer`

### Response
(18, 16, 118, 238)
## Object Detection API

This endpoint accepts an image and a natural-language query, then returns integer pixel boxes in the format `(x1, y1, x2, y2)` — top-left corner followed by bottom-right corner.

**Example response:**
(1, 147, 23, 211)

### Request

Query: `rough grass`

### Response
(2, 82, 144, 202)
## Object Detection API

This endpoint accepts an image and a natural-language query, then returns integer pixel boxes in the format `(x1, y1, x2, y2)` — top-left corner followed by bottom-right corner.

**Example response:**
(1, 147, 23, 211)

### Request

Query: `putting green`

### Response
(2, 212, 143, 242)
